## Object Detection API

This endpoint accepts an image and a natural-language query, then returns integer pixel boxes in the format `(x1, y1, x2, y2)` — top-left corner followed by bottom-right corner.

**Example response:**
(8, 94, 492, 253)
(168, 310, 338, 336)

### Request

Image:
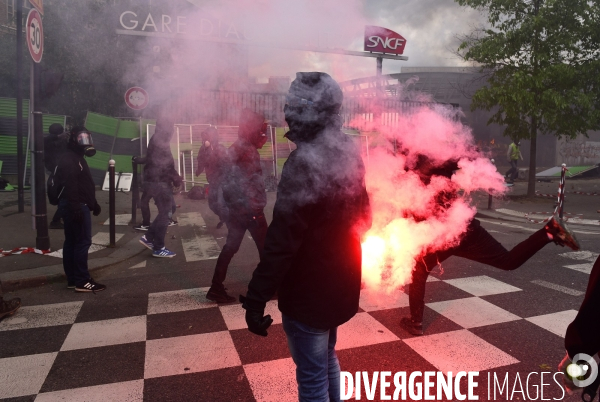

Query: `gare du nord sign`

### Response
(117, 9, 245, 40)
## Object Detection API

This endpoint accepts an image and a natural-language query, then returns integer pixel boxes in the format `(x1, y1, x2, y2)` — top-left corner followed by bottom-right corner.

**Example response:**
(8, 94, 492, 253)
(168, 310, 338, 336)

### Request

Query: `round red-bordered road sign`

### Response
(26, 9, 43, 63)
(124, 87, 149, 110)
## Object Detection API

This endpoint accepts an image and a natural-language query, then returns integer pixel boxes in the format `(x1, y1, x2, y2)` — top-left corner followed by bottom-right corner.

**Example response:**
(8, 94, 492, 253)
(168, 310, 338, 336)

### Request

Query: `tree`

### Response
(456, 0, 600, 197)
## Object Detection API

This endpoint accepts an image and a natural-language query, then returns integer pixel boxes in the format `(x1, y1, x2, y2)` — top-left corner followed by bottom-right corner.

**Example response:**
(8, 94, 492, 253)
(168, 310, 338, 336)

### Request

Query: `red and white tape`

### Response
(0, 247, 52, 257)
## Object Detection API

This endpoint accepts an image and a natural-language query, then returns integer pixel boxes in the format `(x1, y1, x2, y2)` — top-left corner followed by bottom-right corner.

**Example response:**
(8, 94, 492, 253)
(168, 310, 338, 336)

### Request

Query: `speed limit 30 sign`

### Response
(26, 9, 43, 63)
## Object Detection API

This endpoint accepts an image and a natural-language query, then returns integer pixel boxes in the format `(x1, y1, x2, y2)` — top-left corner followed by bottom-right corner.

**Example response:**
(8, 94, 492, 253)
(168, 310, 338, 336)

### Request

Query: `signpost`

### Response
(26, 8, 49, 250)
(125, 87, 149, 110)
(364, 26, 407, 76)
(26, 9, 44, 64)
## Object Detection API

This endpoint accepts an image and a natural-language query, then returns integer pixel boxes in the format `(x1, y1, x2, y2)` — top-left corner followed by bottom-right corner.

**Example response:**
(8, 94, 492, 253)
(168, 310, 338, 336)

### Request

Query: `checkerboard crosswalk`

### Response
(0, 247, 591, 401)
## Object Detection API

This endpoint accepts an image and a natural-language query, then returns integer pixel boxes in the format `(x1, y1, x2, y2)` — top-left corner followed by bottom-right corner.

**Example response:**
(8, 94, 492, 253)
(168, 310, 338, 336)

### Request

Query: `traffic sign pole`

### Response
(26, 8, 49, 249)
(16, 0, 24, 213)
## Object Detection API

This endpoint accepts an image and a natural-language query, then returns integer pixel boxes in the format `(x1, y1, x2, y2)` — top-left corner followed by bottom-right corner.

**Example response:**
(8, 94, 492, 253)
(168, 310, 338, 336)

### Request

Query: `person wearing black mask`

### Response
(240, 72, 371, 401)
(56, 126, 105, 292)
(44, 123, 68, 229)
(195, 126, 230, 225)
(138, 116, 182, 258)
(206, 109, 268, 303)
(400, 153, 580, 337)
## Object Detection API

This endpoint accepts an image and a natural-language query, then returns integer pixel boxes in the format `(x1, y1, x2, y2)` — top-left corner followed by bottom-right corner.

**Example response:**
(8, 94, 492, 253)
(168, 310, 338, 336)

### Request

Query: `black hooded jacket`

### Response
(246, 126, 371, 329)
(143, 132, 180, 185)
(196, 129, 229, 185)
(222, 111, 267, 218)
(56, 143, 97, 210)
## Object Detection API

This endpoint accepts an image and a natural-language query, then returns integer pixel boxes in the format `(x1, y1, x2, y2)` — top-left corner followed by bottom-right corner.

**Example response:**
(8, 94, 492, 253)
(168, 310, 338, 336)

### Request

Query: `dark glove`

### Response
(240, 295, 273, 337)
(71, 206, 83, 224)
(174, 175, 183, 188)
(92, 203, 101, 216)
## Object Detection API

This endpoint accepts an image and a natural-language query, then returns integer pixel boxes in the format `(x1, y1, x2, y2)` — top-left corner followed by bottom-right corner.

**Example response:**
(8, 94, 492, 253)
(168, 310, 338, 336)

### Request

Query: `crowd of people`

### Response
(0, 71, 597, 401)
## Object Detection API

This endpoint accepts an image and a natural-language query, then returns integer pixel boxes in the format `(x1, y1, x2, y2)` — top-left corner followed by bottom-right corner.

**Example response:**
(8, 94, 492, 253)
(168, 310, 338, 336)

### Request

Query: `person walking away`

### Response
(505, 139, 523, 183)
(56, 126, 106, 292)
(138, 116, 182, 258)
(132, 156, 179, 231)
(44, 123, 68, 229)
(241, 72, 372, 402)
(195, 126, 230, 225)
(206, 109, 268, 303)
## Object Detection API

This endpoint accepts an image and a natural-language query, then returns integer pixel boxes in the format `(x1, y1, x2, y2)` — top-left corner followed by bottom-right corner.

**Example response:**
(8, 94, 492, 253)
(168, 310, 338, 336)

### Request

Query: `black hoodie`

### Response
(246, 124, 372, 329)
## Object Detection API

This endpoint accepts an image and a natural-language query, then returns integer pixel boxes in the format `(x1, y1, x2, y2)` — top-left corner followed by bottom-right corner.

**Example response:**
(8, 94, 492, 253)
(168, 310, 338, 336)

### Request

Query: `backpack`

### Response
(188, 185, 206, 200)
(47, 165, 64, 206)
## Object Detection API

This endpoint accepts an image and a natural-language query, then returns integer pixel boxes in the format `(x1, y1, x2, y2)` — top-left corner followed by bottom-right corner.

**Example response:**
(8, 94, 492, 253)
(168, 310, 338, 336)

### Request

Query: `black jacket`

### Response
(143, 136, 180, 185)
(222, 138, 266, 218)
(246, 128, 371, 329)
(56, 145, 97, 210)
(565, 256, 600, 358)
(196, 143, 229, 185)
(43, 133, 67, 171)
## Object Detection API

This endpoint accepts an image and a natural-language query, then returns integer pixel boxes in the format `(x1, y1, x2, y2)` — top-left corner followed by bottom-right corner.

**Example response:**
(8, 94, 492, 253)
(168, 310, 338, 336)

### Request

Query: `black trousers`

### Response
(211, 213, 268, 290)
(409, 219, 551, 322)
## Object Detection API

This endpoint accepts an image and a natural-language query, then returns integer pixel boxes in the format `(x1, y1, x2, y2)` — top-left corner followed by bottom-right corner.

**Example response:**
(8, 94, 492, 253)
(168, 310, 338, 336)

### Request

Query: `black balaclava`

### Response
(238, 108, 267, 149)
(284, 72, 343, 143)
(70, 126, 96, 157)
(201, 127, 219, 148)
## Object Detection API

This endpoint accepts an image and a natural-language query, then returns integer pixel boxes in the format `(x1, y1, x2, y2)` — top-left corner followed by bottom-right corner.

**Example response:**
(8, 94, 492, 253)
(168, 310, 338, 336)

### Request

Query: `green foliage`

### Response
(456, 0, 600, 141)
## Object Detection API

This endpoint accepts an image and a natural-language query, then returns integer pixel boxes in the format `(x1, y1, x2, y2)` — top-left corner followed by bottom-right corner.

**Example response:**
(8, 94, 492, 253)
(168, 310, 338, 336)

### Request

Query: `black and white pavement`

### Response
(0, 207, 598, 401)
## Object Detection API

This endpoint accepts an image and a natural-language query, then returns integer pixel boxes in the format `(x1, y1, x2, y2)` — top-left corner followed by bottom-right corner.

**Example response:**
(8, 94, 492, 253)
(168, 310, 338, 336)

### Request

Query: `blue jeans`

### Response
(144, 182, 173, 250)
(282, 314, 341, 402)
(61, 200, 92, 286)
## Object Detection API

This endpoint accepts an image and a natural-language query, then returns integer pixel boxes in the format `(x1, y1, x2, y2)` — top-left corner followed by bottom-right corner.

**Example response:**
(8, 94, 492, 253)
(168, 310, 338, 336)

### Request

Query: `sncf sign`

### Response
(364, 25, 406, 55)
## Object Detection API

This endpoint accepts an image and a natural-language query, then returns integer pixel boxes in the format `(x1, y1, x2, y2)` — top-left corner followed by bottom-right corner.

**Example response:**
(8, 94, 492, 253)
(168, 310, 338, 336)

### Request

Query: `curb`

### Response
(0, 236, 146, 292)
(476, 210, 600, 227)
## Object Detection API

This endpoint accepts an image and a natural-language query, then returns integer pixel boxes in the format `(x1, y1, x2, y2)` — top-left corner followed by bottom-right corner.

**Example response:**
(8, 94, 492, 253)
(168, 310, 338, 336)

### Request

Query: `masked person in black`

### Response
(56, 126, 105, 292)
(195, 126, 230, 225)
(401, 153, 581, 336)
(240, 73, 371, 401)
(139, 116, 182, 258)
(206, 109, 268, 303)
(558, 255, 600, 399)
(44, 123, 68, 229)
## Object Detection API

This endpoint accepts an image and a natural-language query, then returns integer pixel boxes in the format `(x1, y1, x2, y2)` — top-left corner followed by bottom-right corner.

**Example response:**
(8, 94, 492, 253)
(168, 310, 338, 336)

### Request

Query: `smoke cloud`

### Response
(356, 95, 506, 293)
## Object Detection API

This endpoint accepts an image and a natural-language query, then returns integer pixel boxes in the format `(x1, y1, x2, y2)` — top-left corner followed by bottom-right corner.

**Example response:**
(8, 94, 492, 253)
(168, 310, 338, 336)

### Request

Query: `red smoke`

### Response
(357, 107, 507, 293)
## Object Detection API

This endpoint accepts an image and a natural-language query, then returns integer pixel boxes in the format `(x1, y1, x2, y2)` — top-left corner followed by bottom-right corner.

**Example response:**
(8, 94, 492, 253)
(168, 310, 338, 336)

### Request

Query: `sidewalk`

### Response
(473, 178, 600, 226)
(0, 188, 152, 291)
(1, 177, 599, 291)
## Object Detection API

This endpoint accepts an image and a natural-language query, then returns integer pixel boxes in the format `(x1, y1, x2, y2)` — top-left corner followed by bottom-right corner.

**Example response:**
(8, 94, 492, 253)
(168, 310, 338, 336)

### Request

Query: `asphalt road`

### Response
(1, 207, 598, 401)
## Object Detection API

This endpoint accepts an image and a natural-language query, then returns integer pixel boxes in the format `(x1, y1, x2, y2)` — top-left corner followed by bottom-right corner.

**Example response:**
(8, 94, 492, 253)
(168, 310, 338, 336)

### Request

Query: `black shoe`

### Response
(134, 224, 149, 231)
(67, 281, 75, 289)
(75, 279, 107, 293)
(49, 221, 64, 229)
(206, 288, 236, 303)
(545, 215, 580, 251)
(400, 317, 423, 336)
(0, 297, 21, 319)
(168, 219, 178, 227)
